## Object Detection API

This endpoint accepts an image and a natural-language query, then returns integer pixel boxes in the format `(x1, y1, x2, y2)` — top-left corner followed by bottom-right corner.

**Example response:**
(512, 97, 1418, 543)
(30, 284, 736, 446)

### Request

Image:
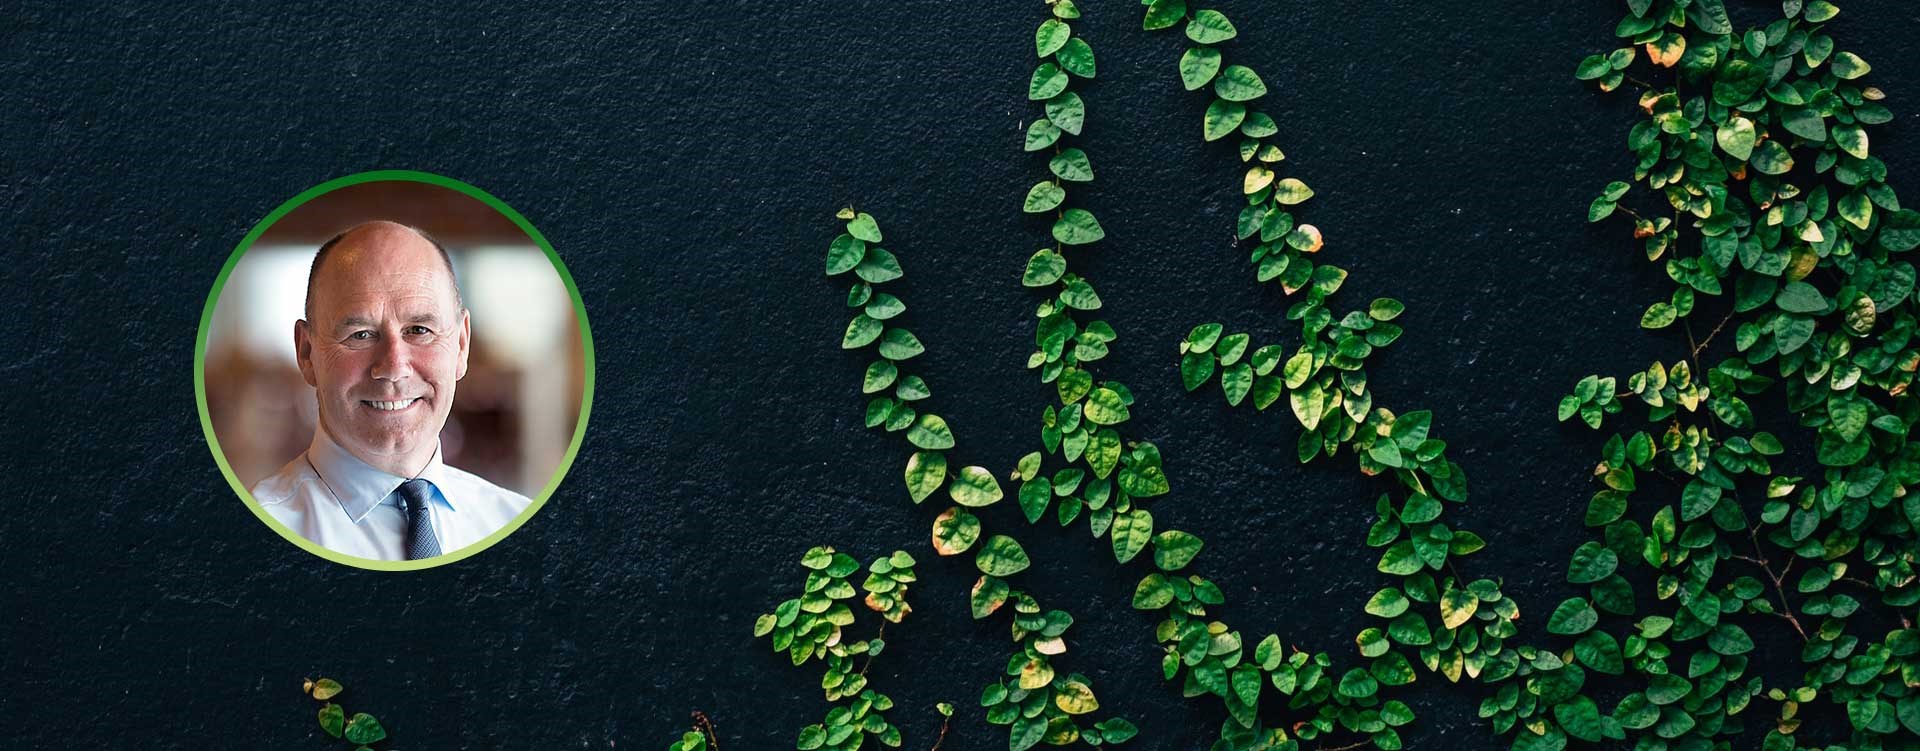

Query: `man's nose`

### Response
(370, 333, 412, 381)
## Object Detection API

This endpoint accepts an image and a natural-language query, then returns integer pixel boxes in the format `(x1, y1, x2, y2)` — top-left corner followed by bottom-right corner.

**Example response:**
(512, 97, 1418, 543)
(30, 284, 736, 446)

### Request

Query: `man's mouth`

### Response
(363, 397, 424, 412)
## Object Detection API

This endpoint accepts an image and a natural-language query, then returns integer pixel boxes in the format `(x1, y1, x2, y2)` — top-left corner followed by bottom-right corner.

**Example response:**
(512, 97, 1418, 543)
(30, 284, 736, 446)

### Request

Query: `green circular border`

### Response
(195, 170, 595, 571)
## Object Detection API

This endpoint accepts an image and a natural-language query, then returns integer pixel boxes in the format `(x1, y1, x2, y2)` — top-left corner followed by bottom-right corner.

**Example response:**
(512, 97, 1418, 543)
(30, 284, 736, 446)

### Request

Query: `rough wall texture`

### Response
(5, 1, 1920, 748)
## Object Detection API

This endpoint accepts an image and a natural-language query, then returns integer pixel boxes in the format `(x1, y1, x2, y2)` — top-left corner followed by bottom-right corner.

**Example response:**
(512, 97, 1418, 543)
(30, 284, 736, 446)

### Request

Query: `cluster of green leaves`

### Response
(302, 677, 389, 749)
(864, 550, 919, 624)
(1178, 299, 1407, 458)
(1024, 0, 1104, 253)
(797, 691, 902, 751)
(1512, 1, 1920, 749)
(1172, 1, 1920, 749)
(824, 206, 1133, 751)
(828, 211, 932, 441)
(979, 591, 1141, 749)
(1141, 1, 1536, 747)
(751, 546, 910, 749)
(1024, 6, 1393, 748)
(1147, 0, 1343, 325)
(1559, 374, 1625, 430)
(1022, 0, 1148, 510)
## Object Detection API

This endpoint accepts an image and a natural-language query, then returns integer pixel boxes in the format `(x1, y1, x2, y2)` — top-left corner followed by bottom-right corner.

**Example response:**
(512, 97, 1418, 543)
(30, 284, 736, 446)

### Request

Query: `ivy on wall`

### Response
(751, 545, 918, 749)
(786, 0, 1920, 749)
(294, 1, 1920, 749)
(1542, 1, 1920, 749)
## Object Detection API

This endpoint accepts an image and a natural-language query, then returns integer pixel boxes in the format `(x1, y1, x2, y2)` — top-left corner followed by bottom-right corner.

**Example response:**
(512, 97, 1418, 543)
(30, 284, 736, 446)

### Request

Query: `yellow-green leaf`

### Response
(1273, 178, 1314, 205)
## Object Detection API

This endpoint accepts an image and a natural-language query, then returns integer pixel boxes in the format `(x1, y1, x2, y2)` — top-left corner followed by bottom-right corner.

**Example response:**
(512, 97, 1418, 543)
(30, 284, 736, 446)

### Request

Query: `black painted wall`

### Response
(6, 1, 1920, 748)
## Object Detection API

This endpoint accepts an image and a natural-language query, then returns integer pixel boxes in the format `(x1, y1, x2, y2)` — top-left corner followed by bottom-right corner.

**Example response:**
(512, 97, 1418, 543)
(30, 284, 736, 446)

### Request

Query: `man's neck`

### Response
(319, 423, 437, 479)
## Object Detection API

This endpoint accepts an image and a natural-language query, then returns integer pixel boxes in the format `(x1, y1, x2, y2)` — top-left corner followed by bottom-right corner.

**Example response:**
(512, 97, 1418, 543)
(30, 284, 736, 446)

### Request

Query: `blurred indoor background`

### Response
(204, 180, 586, 497)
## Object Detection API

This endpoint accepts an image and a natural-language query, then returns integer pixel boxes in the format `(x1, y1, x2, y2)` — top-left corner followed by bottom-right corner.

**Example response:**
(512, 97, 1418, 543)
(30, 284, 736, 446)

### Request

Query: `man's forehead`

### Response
(316, 284, 458, 323)
(309, 228, 461, 317)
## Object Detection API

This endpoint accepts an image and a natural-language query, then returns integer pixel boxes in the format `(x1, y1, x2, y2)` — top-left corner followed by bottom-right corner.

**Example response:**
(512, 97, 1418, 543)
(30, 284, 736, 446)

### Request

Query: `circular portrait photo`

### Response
(197, 171, 592, 569)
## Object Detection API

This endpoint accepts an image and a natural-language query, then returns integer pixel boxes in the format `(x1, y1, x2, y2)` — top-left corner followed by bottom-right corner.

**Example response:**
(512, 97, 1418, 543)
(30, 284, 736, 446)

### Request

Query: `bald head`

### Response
(304, 221, 462, 320)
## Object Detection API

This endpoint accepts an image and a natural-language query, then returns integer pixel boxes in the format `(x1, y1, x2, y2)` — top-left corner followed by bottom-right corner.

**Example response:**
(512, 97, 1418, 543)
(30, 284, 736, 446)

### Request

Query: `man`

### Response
(251, 221, 530, 561)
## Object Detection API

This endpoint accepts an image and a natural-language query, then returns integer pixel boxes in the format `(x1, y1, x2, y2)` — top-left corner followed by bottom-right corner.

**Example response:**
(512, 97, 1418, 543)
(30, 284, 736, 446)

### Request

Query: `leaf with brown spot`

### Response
(1286, 224, 1323, 253)
(932, 507, 981, 555)
(1018, 657, 1055, 689)
(309, 678, 343, 701)
(1646, 32, 1685, 67)
(970, 575, 1009, 618)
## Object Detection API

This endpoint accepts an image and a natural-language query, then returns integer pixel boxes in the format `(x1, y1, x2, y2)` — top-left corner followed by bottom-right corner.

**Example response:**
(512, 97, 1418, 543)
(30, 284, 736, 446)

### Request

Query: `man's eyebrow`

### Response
(330, 313, 445, 332)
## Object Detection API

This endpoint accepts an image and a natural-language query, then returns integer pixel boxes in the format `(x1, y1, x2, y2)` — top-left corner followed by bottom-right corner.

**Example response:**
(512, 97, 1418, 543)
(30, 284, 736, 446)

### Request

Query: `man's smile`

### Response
(363, 397, 425, 412)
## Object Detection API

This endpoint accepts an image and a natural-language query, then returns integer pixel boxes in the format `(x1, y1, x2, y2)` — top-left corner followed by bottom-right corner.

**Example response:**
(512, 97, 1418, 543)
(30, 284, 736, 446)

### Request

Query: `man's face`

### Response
(295, 223, 470, 475)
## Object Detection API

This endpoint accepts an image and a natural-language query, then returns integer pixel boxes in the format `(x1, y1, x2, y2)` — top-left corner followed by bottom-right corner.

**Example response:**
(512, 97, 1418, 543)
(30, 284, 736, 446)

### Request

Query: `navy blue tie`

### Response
(396, 479, 442, 560)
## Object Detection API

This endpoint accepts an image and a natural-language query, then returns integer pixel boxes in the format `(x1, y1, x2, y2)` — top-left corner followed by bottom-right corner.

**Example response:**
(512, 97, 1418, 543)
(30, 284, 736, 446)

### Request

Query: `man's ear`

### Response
(455, 308, 472, 380)
(294, 319, 318, 387)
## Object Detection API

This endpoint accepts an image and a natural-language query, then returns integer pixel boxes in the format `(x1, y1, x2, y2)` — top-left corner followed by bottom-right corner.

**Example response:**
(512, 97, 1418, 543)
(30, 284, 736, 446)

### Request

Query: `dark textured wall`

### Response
(6, 1, 1920, 748)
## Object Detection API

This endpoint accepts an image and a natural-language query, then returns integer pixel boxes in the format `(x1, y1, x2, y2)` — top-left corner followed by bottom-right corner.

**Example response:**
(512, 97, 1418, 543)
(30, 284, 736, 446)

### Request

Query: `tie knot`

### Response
(396, 478, 434, 513)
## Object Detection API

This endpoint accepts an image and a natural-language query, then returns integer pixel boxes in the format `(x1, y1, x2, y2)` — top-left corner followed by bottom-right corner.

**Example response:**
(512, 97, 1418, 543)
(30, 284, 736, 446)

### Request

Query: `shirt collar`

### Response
(306, 427, 457, 523)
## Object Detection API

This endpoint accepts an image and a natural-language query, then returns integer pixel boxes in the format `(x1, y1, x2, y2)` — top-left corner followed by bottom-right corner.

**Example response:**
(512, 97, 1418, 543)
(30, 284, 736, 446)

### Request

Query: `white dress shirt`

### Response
(250, 428, 532, 561)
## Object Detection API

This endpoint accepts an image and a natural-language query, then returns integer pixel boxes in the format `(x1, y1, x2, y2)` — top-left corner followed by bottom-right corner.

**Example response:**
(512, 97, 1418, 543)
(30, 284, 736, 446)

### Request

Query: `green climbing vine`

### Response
(1545, 1, 1920, 749)
(751, 545, 917, 749)
(648, 1, 1920, 749)
(1159, 1, 1920, 749)
(1021, 3, 1438, 750)
(1138, 1, 1524, 748)
(826, 205, 1139, 750)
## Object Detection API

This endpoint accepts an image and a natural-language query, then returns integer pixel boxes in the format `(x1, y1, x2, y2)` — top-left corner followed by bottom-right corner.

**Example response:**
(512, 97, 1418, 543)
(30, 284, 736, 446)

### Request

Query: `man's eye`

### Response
(348, 331, 375, 341)
(406, 326, 433, 336)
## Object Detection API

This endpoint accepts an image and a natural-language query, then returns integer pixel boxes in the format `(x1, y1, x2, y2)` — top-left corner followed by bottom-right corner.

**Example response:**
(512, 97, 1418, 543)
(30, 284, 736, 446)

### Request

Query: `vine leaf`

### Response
(1035, 19, 1070, 57)
(1047, 91, 1086, 135)
(1142, 0, 1187, 31)
(949, 465, 1004, 507)
(1686, 0, 1732, 34)
(1024, 250, 1068, 286)
(1714, 116, 1755, 160)
(1052, 208, 1106, 245)
(1185, 10, 1237, 44)
(317, 703, 344, 738)
(904, 450, 946, 502)
(308, 678, 343, 701)
(342, 713, 387, 745)
(975, 534, 1032, 576)
(1083, 387, 1130, 424)
(932, 507, 981, 555)
(826, 234, 866, 276)
(1547, 597, 1598, 635)
(1202, 99, 1246, 141)
(1024, 182, 1067, 213)
(1111, 509, 1153, 563)
(1152, 530, 1203, 571)
(847, 212, 884, 243)
(1054, 679, 1100, 714)
(1212, 65, 1267, 102)
(1272, 178, 1314, 205)
(1058, 38, 1097, 78)
(908, 414, 956, 450)
(1179, 48, 1222, 90)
